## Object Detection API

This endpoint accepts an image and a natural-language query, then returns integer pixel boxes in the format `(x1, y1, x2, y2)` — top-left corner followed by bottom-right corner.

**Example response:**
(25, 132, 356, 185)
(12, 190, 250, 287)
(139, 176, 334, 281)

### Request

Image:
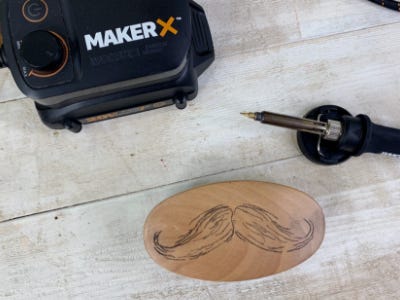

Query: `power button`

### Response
(22, 0, 48, 23)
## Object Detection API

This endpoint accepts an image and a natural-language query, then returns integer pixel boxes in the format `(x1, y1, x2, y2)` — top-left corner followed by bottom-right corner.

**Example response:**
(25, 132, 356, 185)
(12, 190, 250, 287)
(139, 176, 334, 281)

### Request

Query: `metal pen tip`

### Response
(241, 112, 257, 120)
(241, 110, 343, 141)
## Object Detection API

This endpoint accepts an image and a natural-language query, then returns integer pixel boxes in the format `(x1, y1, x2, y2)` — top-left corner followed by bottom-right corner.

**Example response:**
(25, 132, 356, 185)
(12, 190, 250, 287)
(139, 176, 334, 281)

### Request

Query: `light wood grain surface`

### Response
(1, 0, 400, 299)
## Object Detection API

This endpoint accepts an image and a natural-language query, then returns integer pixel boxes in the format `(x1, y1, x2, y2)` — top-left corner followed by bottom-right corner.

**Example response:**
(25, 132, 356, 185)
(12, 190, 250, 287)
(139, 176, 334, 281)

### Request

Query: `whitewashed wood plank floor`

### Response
(1, 0, 400, 299)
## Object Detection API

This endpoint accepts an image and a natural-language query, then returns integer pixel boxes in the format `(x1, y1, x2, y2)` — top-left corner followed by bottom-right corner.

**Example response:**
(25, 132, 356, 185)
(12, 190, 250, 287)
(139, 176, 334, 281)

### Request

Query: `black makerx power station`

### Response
(0, 0, 214, 132)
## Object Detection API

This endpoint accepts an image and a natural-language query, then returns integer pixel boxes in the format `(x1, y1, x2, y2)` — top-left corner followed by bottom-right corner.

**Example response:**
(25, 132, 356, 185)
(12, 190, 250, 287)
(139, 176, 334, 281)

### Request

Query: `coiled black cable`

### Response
(369, 0, 400, 11)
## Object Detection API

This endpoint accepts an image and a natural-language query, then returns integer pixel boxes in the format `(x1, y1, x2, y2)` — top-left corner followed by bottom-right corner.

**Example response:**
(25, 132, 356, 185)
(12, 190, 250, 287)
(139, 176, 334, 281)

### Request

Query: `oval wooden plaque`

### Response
(144, 181, 325, 281)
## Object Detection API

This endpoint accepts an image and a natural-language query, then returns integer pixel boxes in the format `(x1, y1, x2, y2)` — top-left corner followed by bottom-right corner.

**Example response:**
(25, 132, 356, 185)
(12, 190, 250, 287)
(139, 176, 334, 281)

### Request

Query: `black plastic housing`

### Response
(0, 0, 214, 131)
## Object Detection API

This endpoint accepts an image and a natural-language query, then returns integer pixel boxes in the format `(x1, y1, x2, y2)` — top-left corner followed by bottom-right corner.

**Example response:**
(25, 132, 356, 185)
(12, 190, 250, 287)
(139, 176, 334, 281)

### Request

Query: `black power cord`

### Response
(0, 48, 7, 68)
(369, 0, 400, 11)
(0, 32, 5, 68)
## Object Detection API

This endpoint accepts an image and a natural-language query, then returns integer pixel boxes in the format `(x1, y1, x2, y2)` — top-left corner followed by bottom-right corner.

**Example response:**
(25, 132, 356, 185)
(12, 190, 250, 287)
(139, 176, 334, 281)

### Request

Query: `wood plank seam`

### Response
(0, 154, 304, 224)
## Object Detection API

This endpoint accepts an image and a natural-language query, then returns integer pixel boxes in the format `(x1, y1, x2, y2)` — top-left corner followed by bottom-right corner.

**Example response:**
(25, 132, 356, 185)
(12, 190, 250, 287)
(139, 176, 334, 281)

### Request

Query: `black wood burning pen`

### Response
(241, 105, 400, 165)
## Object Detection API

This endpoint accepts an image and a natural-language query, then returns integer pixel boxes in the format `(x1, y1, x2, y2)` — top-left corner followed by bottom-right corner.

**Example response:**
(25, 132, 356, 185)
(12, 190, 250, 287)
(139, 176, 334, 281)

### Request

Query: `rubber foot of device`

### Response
(64, 119, 82, 133)
(174, 94, 188, 110)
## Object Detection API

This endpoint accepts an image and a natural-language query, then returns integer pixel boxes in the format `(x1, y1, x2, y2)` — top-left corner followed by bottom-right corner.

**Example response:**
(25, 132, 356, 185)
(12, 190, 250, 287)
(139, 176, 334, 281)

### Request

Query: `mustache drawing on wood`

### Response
(153, 204, 314, 261)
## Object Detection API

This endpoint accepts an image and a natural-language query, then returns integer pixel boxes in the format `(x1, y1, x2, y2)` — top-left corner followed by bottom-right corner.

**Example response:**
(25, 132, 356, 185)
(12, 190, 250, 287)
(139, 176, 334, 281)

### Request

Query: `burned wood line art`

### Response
(153, 204, 315, 261)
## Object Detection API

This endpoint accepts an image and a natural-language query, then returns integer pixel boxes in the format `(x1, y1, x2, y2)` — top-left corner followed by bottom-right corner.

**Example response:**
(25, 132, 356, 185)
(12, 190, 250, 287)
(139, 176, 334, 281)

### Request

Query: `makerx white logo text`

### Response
(84, 17, 179, 51)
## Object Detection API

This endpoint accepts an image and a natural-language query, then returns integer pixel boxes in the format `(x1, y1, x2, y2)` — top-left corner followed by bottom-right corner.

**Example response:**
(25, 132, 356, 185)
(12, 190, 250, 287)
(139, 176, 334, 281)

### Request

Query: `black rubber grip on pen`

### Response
(339, 115, 400, 156)
(362, 116, 400, 155)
